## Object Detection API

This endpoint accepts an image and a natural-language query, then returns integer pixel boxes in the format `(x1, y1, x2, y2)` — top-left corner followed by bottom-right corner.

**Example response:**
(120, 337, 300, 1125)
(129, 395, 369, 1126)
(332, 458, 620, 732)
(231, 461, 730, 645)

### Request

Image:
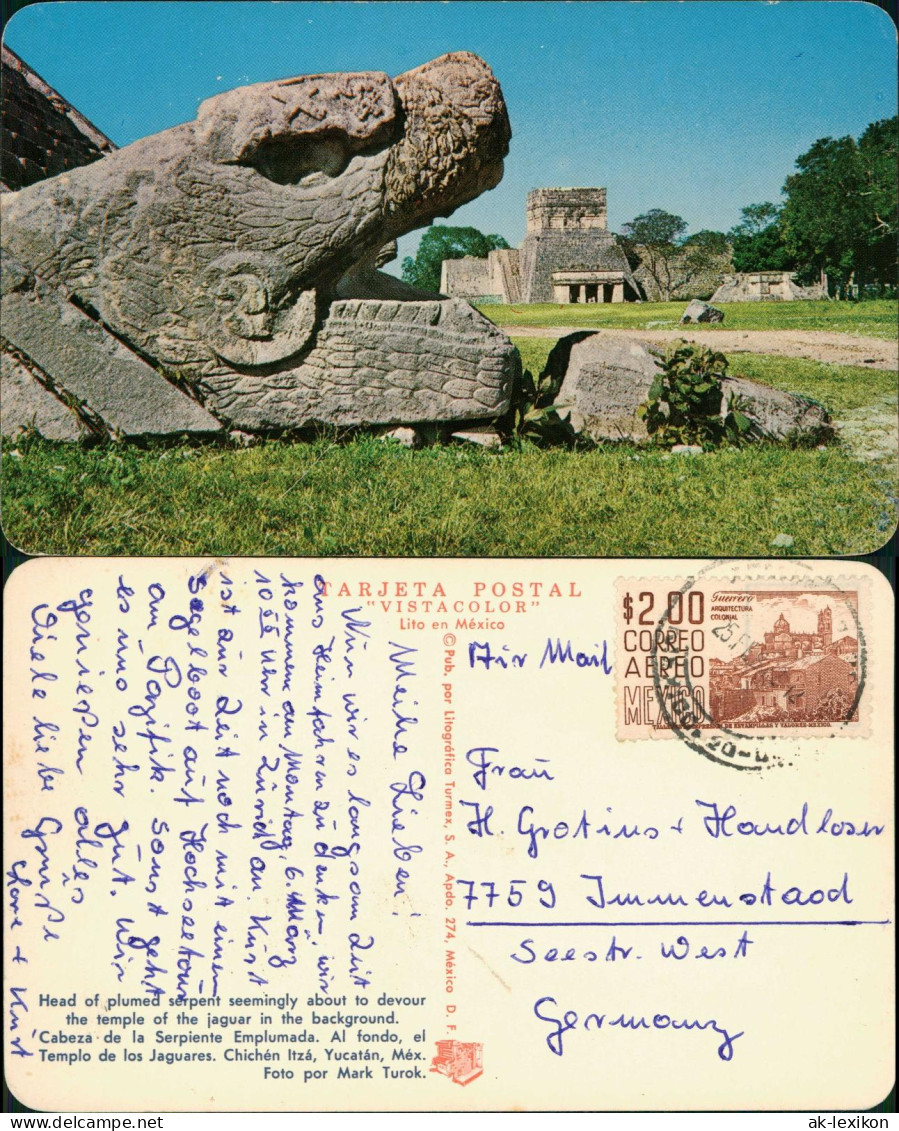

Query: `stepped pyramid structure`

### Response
(1, 44, 116, 191)
(441, 187, 641, 304)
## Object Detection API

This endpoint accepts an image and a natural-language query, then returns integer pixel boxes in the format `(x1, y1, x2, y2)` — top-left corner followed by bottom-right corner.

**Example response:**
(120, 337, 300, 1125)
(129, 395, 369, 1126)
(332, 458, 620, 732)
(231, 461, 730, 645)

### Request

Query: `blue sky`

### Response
(5, 1, 897, 274)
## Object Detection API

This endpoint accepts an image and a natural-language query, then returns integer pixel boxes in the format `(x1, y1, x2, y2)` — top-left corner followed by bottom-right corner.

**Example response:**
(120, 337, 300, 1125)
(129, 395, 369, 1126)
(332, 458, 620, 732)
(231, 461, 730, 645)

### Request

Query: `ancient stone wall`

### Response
(632, 246, 733, 302)
(1, 45, 116, 191)
(526, 187, 607, 232)
(711, 272, 827, 303)
(441, 247, 522, 303)
(519, 228, 638, 303)
(441, 255, 494, 298)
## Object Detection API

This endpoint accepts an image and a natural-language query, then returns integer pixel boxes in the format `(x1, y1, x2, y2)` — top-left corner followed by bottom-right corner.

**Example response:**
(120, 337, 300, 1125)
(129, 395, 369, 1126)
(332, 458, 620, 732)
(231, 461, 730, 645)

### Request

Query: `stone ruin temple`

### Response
(711, 271, 827, 303)
(441, 187, 642, 304)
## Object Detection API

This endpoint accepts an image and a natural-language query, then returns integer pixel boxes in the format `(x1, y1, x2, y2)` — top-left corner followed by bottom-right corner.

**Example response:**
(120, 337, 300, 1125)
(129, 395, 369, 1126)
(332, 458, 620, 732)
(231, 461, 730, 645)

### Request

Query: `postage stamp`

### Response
(615, 572, 866, 764)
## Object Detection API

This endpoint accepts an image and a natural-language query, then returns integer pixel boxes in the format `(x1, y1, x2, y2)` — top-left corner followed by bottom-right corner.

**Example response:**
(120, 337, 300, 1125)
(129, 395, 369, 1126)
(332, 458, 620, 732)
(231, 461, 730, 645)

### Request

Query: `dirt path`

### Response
(508, 325, 899, 370)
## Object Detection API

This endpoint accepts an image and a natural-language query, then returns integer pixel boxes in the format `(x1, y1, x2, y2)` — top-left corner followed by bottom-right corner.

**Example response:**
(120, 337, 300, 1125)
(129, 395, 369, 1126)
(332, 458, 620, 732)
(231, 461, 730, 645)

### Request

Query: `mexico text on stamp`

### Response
(616, 572, 866, 765)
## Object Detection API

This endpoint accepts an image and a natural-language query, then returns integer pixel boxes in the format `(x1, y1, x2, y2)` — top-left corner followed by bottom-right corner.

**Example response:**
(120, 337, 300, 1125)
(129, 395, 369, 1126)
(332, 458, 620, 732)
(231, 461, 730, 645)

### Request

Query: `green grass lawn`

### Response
(478, 299, 899, 339)
(1, 432, 894, 557)
(3, 314, 896, 558)
(4, 340, 896, 559)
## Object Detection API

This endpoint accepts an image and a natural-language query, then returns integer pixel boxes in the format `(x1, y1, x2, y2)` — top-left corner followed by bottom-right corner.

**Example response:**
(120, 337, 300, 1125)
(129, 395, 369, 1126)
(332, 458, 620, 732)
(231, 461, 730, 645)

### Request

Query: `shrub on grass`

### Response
(637, 341, 759, 449)
(502, 352, 577, 448)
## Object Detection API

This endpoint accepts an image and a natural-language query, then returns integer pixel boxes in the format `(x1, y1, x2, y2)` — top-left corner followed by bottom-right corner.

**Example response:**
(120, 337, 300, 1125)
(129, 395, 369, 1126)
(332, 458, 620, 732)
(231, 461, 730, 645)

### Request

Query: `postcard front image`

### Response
(1, 0, 896, 560)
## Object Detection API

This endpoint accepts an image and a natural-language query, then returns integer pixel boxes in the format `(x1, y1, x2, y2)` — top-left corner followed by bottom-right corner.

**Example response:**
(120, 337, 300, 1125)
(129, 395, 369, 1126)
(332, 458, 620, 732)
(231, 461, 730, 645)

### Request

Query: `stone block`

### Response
(557, 335, 665, 442)
(681, 300, 724, 324)
(450, 425, 503, 449)
(378, 426, 421, 448)
(555, 333, 831, 443)
(0, 351, 91, 441)
(1, 52, 515, 438)
(711, 273, 827, 303)
(2, 289, 224, 438)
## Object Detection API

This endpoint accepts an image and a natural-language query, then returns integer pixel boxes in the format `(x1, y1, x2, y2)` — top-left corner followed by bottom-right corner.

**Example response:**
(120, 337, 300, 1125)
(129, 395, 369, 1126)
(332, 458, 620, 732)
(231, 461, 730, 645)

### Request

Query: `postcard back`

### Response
(3, 557, 893, 1110)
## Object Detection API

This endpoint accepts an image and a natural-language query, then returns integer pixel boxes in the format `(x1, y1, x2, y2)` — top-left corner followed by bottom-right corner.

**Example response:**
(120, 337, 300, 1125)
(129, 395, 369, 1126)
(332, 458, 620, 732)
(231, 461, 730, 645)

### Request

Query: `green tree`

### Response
(858, 116, 898, 287)
(736, 202, 780, 234)
(683, 228, 730, 266)
(620, 210, 729, 300)
(781, 136, 866, 291)
(401, 225, 510, 293)
(781, 117, 897, 293)
(727, 202, 794, 272)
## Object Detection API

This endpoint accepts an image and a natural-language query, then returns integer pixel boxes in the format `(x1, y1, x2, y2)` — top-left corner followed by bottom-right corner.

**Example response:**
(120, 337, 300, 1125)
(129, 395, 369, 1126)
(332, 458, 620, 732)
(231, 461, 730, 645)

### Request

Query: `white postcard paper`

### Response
(3, 557, 894, 1111)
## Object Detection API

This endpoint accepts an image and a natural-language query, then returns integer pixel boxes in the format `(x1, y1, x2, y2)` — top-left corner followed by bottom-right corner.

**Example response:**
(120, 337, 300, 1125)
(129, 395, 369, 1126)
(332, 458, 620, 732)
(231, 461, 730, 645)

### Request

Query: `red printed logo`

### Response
(430, 1039, 483, 1085)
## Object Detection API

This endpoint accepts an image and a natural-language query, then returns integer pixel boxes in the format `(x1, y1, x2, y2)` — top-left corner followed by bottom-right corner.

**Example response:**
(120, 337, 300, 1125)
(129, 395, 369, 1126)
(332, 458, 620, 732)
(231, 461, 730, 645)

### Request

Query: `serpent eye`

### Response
(249, 132, 350, 186)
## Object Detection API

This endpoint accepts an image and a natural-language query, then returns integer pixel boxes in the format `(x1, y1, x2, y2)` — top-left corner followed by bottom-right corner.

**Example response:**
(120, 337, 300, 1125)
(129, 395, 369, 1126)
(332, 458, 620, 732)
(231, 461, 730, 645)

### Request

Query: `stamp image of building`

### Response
(441, 187, 642, 304)
(709, 606, 858, 726)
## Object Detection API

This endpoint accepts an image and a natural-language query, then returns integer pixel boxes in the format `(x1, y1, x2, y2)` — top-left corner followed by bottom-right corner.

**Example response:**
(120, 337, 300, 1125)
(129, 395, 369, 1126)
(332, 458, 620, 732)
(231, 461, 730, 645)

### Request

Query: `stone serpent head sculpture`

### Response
(1, 52, 517, 436)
